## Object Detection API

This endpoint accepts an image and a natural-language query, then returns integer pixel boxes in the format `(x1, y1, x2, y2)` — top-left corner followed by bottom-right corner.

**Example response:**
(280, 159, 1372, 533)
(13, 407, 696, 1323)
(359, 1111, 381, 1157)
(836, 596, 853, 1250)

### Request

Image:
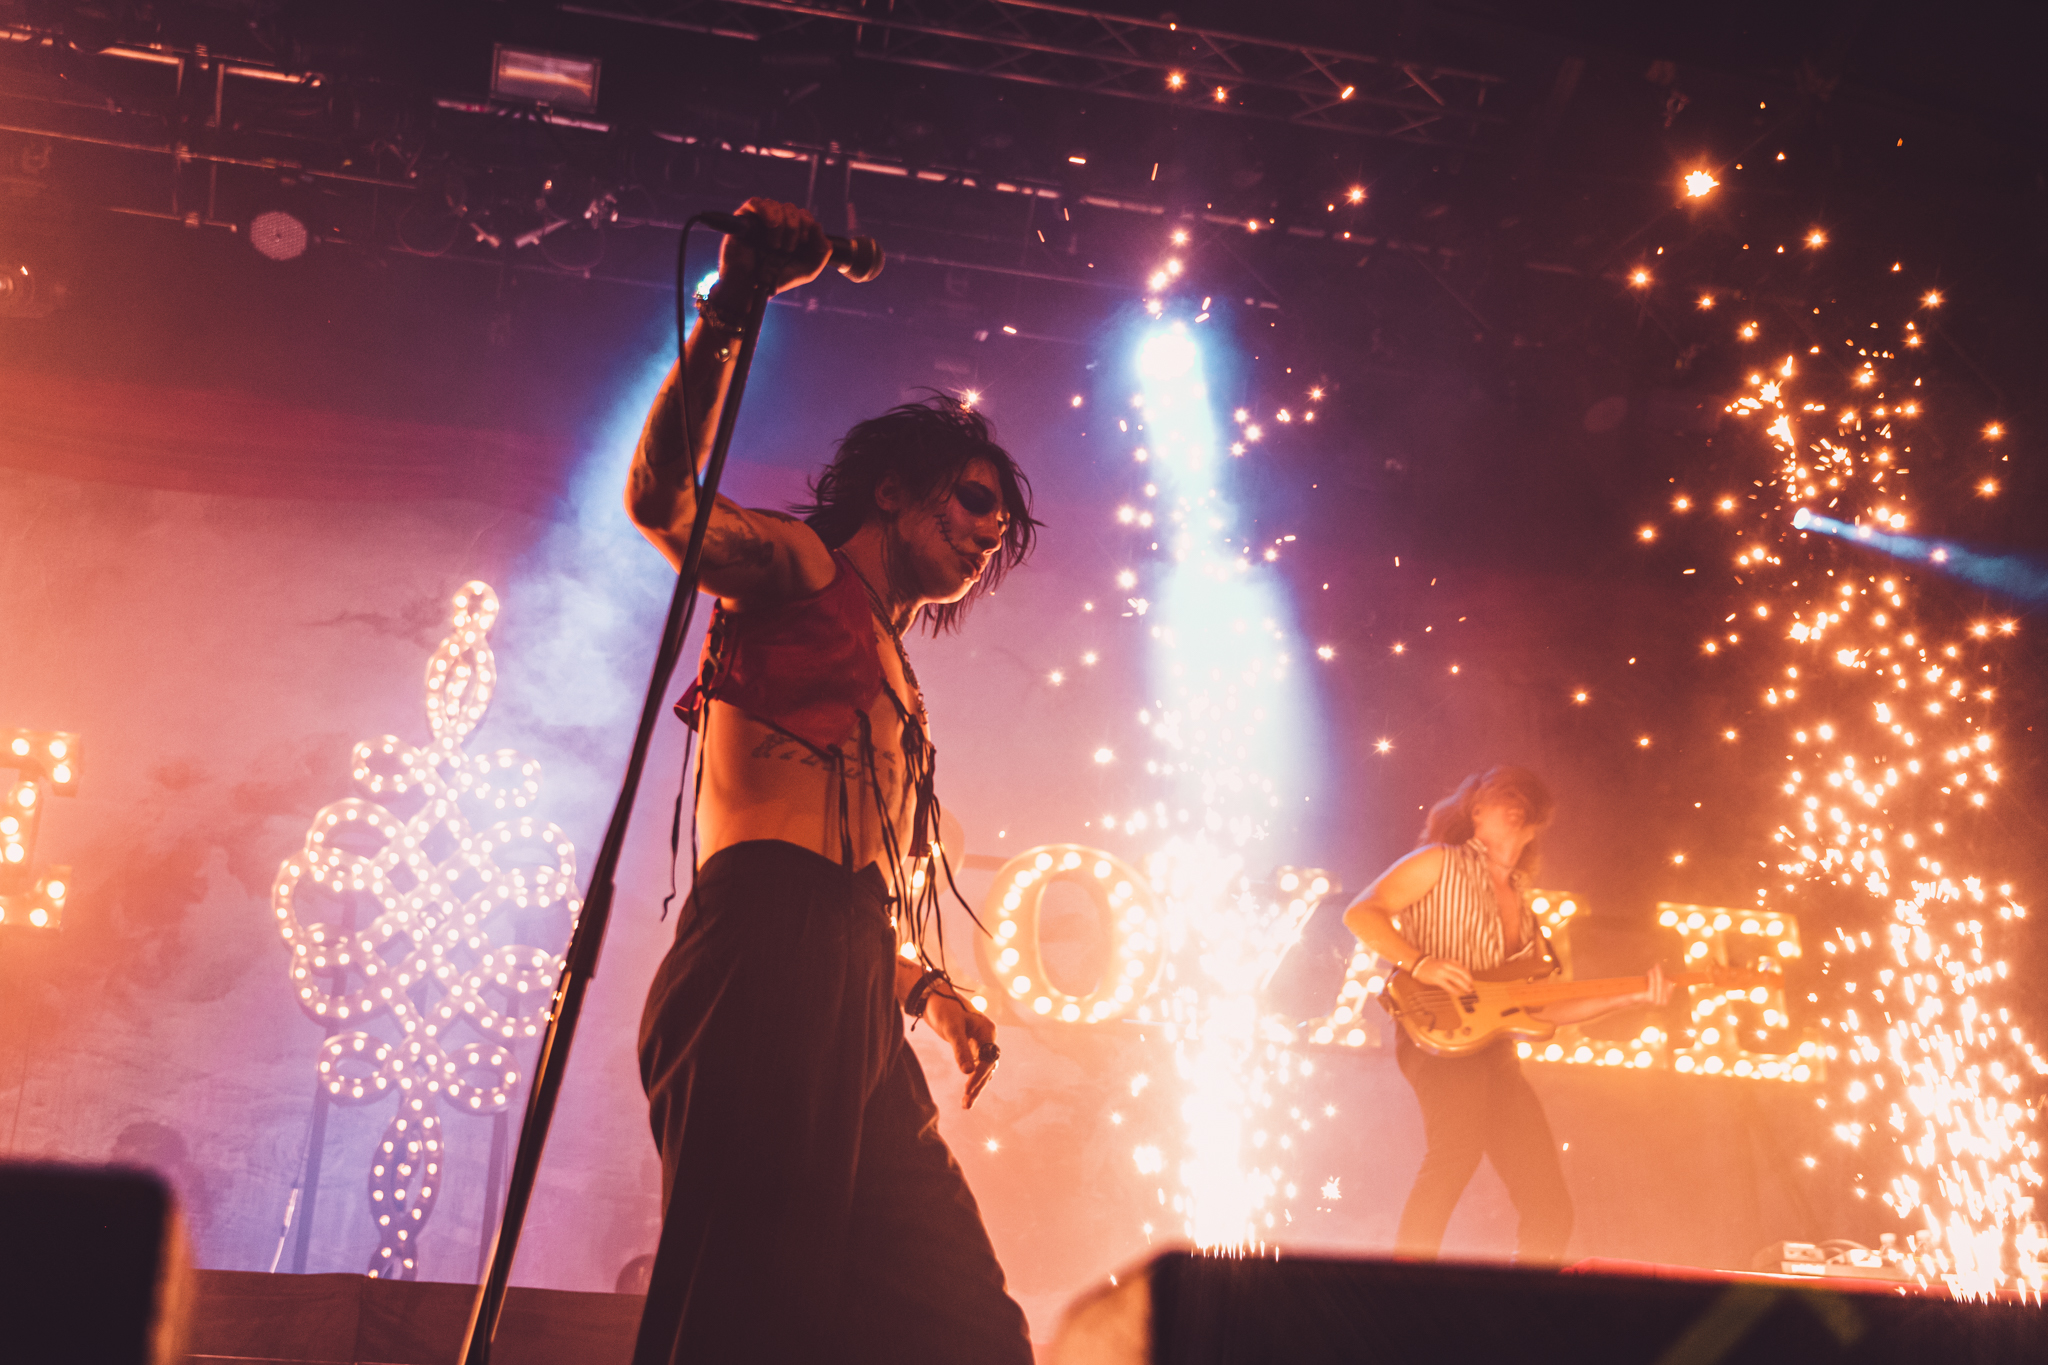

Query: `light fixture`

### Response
(1, 729, 79, 927)
(0, 257, 65, 319)
(249, 210, 310, 262)
(491, 45, 601, 114)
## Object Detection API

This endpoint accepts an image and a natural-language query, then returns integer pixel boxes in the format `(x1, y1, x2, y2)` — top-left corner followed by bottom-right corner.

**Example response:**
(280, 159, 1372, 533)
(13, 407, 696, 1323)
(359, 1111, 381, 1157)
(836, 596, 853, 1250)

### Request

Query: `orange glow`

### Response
(1684, 170, 1719, 197)
(1166, 71, 1185, 90)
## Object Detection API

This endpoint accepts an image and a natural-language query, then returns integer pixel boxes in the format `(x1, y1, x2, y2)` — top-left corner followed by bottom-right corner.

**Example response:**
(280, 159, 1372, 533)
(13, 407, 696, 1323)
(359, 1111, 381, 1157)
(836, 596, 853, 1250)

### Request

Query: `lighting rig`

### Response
(0, 0, 1522, 345)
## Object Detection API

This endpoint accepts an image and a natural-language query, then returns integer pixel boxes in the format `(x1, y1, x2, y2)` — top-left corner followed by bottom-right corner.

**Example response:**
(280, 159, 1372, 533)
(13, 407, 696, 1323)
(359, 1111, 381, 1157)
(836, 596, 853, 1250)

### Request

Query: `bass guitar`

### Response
(1378, 960, 1773, 1057)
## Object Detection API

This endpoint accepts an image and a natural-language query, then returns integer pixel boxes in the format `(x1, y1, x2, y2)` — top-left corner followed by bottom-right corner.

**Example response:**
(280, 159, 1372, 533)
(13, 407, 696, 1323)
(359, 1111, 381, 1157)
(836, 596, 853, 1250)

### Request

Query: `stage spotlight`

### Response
(248, 210, 310, 262)
(491, 45, 602, 114)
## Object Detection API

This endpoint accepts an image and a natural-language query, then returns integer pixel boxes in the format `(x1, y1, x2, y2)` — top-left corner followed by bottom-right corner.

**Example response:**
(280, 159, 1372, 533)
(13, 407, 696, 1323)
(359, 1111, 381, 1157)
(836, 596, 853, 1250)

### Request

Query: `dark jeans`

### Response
(632, 840, 1032, 1365)
(1393, 1031, 1574, 1262)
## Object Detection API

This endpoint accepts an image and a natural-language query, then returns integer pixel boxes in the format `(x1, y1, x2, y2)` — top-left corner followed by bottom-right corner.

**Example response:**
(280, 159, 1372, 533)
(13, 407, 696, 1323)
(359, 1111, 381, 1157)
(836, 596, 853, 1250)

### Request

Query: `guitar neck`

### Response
(1493, 971, 1716, 1005)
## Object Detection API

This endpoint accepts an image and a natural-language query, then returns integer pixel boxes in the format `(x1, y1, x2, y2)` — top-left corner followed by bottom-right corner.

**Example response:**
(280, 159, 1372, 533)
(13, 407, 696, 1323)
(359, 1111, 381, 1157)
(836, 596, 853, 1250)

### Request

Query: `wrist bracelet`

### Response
(1410, 954, 1429, 975)
(904, 968, 948, 1018)
(695, 286, 743, 334)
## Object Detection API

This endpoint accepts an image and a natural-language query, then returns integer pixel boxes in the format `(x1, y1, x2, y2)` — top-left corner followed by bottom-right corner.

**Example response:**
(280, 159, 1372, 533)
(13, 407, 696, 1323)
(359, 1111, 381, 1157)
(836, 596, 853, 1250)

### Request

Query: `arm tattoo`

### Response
(706, 522, 776, 570)
(704, 496, 776, 570)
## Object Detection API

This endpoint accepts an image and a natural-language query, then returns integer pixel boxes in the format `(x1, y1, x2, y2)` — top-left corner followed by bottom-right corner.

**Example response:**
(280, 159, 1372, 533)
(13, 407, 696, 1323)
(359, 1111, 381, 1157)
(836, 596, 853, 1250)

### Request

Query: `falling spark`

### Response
(1714, 318, 2046, 1295)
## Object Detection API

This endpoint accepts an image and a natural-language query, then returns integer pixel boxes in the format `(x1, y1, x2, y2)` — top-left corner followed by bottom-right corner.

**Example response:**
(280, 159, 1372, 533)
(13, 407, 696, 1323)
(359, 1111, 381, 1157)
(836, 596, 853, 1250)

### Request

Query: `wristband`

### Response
(1409, 954, 1429, 975)
(695, 285, 743, 334)
(904, 968, 948, 1018)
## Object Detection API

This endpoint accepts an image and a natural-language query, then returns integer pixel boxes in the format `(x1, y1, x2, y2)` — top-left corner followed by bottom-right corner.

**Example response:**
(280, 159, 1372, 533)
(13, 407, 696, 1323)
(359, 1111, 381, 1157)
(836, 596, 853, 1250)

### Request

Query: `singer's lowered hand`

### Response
(716, 198, 832, 300)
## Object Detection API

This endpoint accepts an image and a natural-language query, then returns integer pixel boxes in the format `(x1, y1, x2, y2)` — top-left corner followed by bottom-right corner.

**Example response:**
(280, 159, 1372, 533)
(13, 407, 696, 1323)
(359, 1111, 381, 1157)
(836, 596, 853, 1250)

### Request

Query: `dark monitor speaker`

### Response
(0, 1161, 191, 1365)
(1050, 1250, 2048, 1364)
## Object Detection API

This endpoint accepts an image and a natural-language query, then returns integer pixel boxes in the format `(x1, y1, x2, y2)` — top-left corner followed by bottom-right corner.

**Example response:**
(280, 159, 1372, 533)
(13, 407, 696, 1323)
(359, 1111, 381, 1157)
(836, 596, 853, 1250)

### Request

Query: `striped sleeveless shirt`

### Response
(1397, 838, 1544, 972)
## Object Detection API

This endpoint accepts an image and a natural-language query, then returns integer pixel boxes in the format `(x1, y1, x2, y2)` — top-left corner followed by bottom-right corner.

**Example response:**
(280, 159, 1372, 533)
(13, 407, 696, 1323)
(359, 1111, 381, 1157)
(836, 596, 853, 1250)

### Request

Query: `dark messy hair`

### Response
(1420, 765, 1555, 877)
(794, 392, 1041, 634)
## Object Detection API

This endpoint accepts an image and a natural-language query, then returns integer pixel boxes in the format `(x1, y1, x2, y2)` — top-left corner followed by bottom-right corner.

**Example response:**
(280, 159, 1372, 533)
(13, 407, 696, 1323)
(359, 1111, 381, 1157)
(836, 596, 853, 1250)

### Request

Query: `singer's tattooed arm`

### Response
(625, 197, 834, 606)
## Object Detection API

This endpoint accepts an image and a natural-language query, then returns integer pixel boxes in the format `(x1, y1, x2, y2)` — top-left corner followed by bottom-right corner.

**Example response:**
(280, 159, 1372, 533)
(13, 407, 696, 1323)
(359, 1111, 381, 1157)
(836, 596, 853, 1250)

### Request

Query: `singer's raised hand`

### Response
(717, 198, 832, 300)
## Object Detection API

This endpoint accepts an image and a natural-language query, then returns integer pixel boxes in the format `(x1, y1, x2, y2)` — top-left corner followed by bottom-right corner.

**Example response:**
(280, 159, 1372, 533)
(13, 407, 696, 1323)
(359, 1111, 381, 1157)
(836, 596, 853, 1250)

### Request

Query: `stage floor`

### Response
(187, 1270, 641, 1365)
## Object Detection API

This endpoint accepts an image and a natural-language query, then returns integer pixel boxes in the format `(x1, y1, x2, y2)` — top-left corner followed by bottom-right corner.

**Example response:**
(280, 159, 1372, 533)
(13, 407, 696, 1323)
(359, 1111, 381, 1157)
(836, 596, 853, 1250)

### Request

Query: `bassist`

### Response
(1342, 766, 1672, 1262)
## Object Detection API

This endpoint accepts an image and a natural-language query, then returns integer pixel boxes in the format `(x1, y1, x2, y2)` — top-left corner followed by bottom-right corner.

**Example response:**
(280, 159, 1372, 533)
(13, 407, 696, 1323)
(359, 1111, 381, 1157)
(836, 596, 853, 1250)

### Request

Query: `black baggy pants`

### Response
(631, 840, 1033, 1364)
(1393, 1031, 1574, 1262)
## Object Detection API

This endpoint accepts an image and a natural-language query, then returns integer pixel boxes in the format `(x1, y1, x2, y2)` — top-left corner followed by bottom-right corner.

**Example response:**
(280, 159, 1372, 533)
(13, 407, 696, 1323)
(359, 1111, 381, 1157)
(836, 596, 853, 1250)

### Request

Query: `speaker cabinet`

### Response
(0, 1162, 191, 1365)
(1051, 1251, 2048, 1364)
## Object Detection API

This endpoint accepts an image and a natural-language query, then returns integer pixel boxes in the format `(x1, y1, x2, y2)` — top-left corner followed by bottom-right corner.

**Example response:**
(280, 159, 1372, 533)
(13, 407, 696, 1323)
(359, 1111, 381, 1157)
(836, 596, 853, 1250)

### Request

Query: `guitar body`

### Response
(1379, 961, 1563, 1057)
(1377, 959, 1751, 1057)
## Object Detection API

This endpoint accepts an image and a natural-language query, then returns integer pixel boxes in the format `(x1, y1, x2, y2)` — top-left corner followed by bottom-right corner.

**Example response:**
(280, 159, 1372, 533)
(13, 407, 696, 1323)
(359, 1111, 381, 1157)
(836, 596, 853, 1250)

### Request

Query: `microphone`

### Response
(693, 210, 884, 283)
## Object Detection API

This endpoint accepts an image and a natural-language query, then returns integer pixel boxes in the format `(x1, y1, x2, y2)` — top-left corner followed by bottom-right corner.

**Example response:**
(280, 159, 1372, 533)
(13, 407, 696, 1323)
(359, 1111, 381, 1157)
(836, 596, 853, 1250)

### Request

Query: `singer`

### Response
(623, 199, 1038, 1365)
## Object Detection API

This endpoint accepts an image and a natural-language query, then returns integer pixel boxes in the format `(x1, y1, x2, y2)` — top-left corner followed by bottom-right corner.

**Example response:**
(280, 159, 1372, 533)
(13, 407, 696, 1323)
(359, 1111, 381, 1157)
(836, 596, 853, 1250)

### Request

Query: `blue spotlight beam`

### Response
(1793, 508, 2048, 604)
(1132, 319, 1312, 846)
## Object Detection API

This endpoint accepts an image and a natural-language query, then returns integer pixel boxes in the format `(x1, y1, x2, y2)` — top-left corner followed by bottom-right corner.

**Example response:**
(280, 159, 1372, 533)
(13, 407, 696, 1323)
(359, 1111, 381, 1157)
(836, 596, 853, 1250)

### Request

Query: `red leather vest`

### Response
(675, 551, 883, 754)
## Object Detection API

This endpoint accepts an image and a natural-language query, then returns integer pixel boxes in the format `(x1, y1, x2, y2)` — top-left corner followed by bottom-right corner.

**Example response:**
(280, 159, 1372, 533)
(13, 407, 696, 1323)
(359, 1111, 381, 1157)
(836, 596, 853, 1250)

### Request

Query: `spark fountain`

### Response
(1111, 312, 1324, 1253)
(1698, 307, 2046, 1295)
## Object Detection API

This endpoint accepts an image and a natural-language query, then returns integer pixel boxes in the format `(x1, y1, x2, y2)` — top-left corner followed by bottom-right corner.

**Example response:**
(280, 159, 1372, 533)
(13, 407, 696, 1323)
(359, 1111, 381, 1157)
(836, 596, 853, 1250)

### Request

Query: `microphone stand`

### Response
(456, 245, 775, 1365)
